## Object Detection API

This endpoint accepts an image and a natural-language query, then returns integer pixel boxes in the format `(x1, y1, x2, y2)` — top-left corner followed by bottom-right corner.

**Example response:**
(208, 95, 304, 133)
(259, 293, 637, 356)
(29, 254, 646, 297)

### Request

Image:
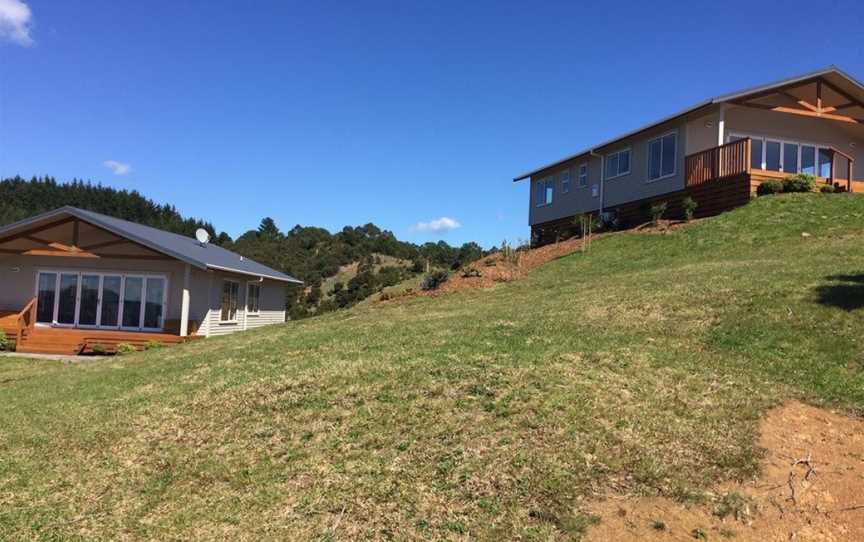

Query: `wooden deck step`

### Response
(10, 327, 195, 356)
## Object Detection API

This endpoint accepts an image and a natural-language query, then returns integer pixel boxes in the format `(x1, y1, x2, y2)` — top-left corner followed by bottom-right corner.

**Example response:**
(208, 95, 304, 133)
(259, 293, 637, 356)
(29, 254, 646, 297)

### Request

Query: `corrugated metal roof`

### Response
(0, 206, 303, 284)
(513, 66, 864, 181)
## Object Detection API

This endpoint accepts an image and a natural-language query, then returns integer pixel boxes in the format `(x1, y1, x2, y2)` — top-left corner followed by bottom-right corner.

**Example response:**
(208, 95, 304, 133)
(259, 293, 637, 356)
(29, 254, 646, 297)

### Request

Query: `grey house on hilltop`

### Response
(515, 66, 864, 245)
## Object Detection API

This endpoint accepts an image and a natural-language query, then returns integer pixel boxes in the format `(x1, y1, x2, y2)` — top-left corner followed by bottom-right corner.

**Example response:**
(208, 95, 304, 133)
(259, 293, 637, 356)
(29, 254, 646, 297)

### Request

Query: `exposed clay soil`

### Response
(423, 236, 602, 296)
(585, 401, 864, 541)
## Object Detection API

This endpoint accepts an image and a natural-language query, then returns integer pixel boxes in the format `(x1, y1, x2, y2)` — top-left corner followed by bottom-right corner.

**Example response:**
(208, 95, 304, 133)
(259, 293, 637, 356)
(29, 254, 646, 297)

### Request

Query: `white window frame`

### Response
(220, 279, 240, 323)
(560, 169, 571, 194)
(33, 268, 169, 332)
(729, 132, 834, 177)
(246, 281, 261, 316)
(604, 148, 631, 180)
(534, 175, 554, 207)
(577, 163, 588, 188)
(646, 130, 678, 183)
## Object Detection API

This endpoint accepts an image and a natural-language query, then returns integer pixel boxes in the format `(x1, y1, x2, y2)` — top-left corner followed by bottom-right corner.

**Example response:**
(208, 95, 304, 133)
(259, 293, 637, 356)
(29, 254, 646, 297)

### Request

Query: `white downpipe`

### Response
(591, 150, 605, 217)
(717, 103, 726, 146)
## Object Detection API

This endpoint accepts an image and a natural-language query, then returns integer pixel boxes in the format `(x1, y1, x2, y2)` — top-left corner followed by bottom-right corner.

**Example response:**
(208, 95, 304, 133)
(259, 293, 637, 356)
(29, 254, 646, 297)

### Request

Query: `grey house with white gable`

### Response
(0, 207, 301, 354)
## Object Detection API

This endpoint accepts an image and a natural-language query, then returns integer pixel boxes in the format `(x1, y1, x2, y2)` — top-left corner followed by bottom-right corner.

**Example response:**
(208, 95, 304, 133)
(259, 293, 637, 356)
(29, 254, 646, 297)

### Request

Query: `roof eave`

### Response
(206, 264, 303, 284)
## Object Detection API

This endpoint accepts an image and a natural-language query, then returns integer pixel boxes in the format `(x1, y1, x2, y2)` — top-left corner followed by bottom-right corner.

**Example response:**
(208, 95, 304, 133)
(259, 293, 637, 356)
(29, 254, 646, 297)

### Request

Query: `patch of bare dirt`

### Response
(585, 401, 864, 541)
(426, 236, 606, 296)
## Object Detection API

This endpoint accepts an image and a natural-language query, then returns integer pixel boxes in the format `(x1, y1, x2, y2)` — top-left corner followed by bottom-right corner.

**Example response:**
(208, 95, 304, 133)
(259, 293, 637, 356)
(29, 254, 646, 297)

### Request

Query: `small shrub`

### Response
(756, 179, 784, 196)
(649, 201, 668, 224)
(820, 184, 836, 193)
(115, 343, 137, 355)
(691, 527, 707, 540)
(0, 330, 8, 351)
(421, 270, 449, 291)
(783, 173, 815, 193)
(91, 344, 107, 355)
(379, 291, 392, 301)
(682, 196, 698, 221)
(143, 340, 161, 350)
(461, 268, 481, 278)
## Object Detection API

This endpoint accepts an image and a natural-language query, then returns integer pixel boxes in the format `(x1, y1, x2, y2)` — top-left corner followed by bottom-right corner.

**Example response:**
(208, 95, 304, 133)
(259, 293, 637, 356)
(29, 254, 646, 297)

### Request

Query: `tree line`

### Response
(0, 176, 487, 318)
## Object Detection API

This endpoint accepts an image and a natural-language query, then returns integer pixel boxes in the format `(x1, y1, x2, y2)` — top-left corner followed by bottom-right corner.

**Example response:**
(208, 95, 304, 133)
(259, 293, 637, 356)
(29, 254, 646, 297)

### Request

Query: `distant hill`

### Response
(0, 176, 487, 317)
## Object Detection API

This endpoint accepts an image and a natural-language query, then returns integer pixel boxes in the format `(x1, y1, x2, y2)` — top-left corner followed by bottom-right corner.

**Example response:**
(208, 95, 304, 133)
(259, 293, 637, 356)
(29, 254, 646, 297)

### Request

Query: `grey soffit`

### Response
(512, 66, 864, 182)
(0, 206, 303, 284)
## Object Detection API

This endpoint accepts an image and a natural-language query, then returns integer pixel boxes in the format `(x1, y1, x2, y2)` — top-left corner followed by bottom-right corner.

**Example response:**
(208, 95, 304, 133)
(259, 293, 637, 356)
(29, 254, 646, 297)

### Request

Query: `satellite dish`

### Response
(195, 228, 211, 245)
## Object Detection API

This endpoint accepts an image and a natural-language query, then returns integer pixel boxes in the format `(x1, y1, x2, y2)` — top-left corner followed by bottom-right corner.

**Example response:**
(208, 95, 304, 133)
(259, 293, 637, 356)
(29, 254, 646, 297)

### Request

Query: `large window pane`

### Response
(221, 281, 239, 321)
(36, 272, 56, 324)
(765, 141, 781, 171)
(57, 274, 78, 325)
(801, 146, 816, 175)
(648, 139, 662, 179)
(78, 275, 100, 326)
(818, 148, 832, 178)
(101, 276, 121, 327)
(751, 139, 763, 170)
(535, 180, 544, 206)
(144, 278, 165, 329)
(123, 277, 143, 328)
(661, 134, 676, 177)
(619, 150, 630, 174)
(545, 178, 554, 204)
(605, 154, 618, 179)
(783, 143, 799, 173)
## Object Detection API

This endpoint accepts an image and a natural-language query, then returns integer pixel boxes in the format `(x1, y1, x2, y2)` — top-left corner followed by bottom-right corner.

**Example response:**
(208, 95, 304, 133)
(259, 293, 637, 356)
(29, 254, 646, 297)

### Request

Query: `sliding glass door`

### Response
(731, 133, 834, 177)
(33, 270, 167, 331)
(100, 276, 122, 328)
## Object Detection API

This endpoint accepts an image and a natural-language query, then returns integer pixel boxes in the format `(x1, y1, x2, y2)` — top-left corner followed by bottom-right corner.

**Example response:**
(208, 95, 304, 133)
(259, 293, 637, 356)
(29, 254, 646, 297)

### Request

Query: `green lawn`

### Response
(3, 193, 864, 541)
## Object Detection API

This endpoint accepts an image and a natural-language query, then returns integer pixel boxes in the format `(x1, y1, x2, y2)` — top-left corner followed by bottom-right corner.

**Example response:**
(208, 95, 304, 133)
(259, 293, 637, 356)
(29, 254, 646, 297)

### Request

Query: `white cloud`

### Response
(0, 0, 33, 46)
(413, 216, 461, 233)
(103, 160, 132, 175)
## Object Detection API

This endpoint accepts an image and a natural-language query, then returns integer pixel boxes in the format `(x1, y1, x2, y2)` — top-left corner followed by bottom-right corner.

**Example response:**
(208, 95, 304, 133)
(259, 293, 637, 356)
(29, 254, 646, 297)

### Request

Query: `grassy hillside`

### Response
(3, 194, 864, 541)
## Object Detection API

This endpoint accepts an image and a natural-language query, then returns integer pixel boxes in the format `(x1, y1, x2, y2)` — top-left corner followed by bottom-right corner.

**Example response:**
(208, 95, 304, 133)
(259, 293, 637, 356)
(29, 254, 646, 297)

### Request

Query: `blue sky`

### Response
(1, 1, 862, 248)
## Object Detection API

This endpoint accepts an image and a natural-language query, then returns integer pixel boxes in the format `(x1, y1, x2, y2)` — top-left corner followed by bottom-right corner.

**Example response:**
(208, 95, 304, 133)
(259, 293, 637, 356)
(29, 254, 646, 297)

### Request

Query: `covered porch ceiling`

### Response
(729, 74, 864, 126)
(0, 215, 173, 261)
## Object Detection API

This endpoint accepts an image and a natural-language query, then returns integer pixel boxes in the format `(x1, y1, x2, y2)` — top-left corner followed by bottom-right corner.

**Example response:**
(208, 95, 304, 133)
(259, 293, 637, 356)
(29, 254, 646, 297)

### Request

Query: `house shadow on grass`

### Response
(815, 274, 864, 311)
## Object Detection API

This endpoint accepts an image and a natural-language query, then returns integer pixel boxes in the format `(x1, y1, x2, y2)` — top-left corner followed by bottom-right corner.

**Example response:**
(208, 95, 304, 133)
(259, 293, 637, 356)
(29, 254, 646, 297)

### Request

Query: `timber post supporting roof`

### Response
(0, 206, 303, 284)
(513, 66, 864, 182)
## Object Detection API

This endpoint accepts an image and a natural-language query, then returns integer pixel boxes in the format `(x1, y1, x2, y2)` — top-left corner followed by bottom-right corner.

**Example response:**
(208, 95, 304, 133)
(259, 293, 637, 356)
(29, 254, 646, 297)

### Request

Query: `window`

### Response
(733, 133, 835, 177)
(221, 280, 239, 322)
(801, 145, 816, 175)
(577, 163, 588, 187)
(247, 283, 261, 314)
(535, 176, 554, 206)
(604, 149, 631, 179)
(647, 132, 677, 181)
(560, 169, 571, 194)
(818, 148, 832, 178)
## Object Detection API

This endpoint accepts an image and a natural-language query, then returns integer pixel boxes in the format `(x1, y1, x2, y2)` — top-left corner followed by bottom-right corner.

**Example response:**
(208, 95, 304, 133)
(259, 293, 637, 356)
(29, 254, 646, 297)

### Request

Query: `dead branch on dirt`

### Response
(786, 452, 817, 506)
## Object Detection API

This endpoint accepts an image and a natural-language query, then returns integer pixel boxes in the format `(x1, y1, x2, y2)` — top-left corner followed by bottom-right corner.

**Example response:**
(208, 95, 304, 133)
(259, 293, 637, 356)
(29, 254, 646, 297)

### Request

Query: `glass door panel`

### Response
(765, 141, 781, 171)
(818, 148, 832, 178)
(36, 272, 57, 324)
(143, 277, 165, 329)
(57, 273, 79, 325)
(78, 275, 100, 326)
(122, 277, 143, 328)
(100, 275, 122, 328)
(783, 143, 799, 173)
(750, 139, 763, 170)
(801, 146, 816, 175)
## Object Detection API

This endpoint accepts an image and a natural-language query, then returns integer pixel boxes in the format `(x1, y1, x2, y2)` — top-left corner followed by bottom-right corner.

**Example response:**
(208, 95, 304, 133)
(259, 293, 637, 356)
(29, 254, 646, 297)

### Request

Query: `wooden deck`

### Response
(1, 312, 199, 355)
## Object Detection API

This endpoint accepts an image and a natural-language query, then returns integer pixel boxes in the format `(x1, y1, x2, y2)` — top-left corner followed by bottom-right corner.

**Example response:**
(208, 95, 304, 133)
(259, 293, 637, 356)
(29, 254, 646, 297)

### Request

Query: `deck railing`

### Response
(15, 297, 36, 341)
(685, 138, 751, 187)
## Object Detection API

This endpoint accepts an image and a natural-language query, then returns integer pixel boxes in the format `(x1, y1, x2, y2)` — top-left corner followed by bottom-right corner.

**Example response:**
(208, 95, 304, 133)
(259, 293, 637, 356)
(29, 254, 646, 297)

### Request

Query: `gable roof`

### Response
(0, 206, 302, 284)
(513, 66, 864, 181)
